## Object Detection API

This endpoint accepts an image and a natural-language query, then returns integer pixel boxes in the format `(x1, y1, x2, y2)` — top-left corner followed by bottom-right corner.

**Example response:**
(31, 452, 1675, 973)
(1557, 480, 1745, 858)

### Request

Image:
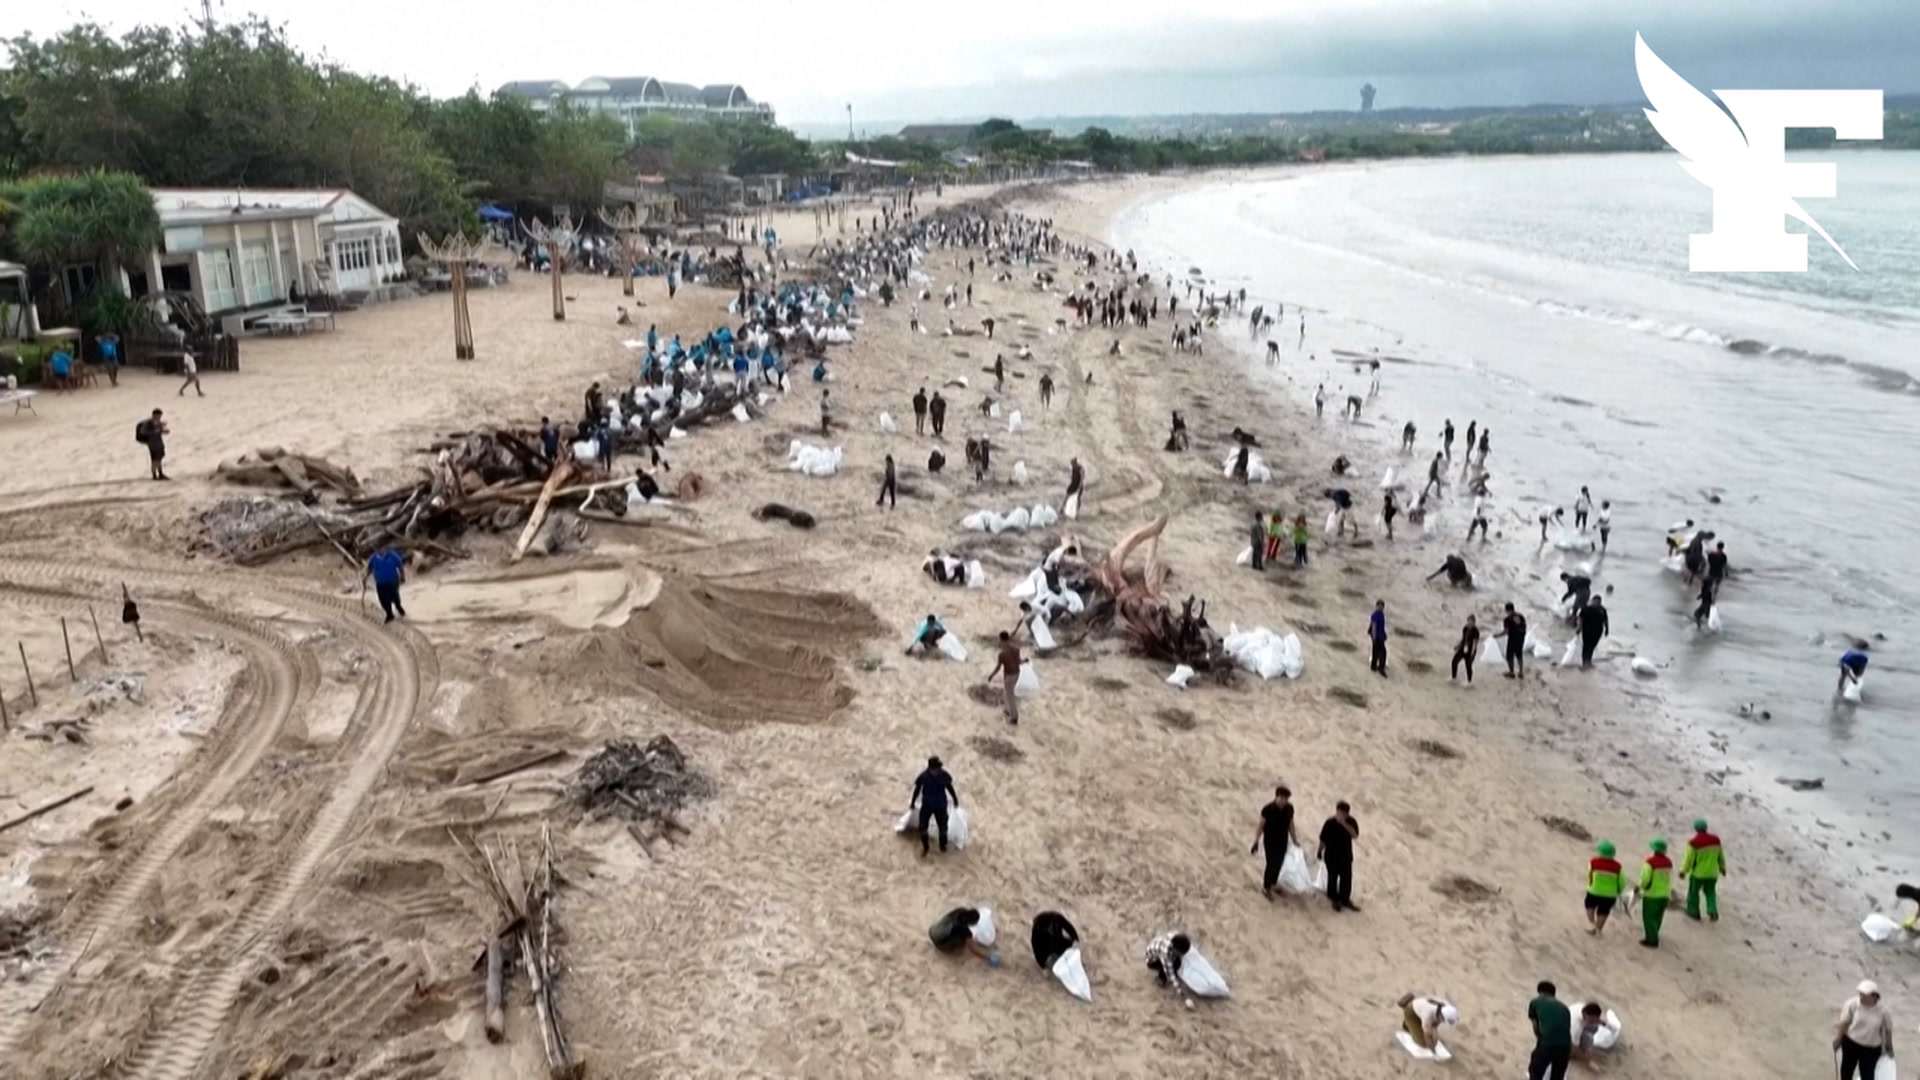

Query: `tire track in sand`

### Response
(0, 583, 316, 1061)
(0, 560, 437, 1079)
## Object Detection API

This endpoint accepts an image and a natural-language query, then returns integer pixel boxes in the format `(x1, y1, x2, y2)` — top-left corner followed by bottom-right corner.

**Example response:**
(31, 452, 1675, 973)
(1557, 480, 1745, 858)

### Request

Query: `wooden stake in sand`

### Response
(0, 786, 93, 834)
(417, 232, 516, 361)
(599, 205, 651, 300)
(1, 673, 10, 731)
(524, 216, 580, 323)
(17, 642, 36, 706)
(87, 605, 110, 665)
(59, 617, 76, 680)
(484, 936, 506, 1043)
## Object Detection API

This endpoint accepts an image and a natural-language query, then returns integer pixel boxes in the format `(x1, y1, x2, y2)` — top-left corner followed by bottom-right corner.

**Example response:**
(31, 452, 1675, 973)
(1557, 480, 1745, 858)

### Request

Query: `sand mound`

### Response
(530, 575, 879, 729)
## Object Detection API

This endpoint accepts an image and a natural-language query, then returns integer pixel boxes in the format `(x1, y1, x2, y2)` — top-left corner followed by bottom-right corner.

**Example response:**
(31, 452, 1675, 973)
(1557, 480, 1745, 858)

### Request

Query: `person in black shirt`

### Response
(539, 417, 560, 462)
(911, 387, 929, 435)
(1442, 419, 1455, 460)
(876, 454, 897, 510)
(909, 756, 959, 856)
(1707, 542, 1730, 588)
(928, 907, 988, 959)
(1382, 491, 1398, 540)
(1031, 910, 1080, 969)
(1427, 554, 1474, 589)
(1496, 603, 1528, 679)
(929, 391, 947, 438)
(1251, 786, 1299, 899)
(1451, 615, 1481, 683)
(1317, 802, 1361, 912)
(1578, 596, 1610, 669)
(1559, 572, 1592, 619)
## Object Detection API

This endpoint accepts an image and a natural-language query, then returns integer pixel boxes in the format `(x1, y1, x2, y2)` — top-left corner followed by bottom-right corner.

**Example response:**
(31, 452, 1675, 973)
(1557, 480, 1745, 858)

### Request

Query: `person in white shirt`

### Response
(1834, 980, 1894, 1080)
(1597, 501, 1613, 553)
(1573, 487, 1594, 530)
(177, 351, 202, 397)
(1399, 993, 1459, 1050)
(1467, 495, 1491, 543)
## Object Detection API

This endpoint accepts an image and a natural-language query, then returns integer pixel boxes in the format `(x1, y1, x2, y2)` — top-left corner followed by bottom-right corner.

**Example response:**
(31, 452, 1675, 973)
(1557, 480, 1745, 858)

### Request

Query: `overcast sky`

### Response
(9, 0, 1918, 127)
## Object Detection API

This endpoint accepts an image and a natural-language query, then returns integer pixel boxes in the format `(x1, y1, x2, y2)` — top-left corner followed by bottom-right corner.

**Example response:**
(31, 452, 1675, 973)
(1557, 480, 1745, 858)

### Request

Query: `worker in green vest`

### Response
(1638, 837, 1674, 948)
(1680, 818, 1725, 922)
(1584, 840, 1624, 936)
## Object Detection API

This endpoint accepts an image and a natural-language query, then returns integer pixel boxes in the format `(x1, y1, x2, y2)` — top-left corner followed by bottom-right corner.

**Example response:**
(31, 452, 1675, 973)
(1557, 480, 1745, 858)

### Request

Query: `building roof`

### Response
(657, 81, 702, 105)
(149, 188, 398, 228)
(700, 84, 753, 109)
(497, 80, 569, 99)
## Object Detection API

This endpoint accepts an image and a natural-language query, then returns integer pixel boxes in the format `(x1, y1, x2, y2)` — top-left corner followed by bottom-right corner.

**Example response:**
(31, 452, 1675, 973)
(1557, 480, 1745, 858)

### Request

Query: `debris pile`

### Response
(214, 447, 363, 499)
(566, 736, 712, 825)
(1084, 515, 1230, 676)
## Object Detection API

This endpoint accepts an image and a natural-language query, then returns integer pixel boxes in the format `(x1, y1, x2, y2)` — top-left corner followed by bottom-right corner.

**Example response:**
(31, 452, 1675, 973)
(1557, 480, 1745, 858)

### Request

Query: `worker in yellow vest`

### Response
(1584, 840, 1624, 935)
(1639, 837, 1674, 948)
(1680, 818, 1726, 922)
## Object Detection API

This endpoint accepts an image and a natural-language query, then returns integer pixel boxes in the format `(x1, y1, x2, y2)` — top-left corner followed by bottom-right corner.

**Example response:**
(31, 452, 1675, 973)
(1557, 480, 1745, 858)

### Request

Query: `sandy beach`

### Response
(0, 174, 1906, 1079)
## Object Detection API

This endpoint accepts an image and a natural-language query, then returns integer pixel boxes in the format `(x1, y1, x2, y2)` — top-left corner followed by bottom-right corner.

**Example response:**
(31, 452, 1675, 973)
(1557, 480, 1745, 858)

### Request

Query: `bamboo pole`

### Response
(87, 605, 110, 665)
(18, 643, 36, 706)
(1, 674, 10, 731)
(59, 617, 76, 680)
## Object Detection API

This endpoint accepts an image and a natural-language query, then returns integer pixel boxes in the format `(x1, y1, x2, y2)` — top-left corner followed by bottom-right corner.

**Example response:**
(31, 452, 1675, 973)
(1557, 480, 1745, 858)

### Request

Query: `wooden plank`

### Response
(0, 786, 94, 834)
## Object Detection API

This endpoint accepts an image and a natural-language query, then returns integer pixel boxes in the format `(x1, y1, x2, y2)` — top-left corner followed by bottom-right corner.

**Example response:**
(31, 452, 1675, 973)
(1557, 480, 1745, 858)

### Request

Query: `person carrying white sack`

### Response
(1144, 930, 1198, 1010)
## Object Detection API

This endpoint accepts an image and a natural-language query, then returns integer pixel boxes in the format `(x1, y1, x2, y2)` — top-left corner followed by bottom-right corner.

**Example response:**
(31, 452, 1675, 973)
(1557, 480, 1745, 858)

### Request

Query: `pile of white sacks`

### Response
(786, 440, 843, 477)
(1222, 623, 1304, 680)
(1218, 448, 1273, 483)
(962, 503, 1061, 535)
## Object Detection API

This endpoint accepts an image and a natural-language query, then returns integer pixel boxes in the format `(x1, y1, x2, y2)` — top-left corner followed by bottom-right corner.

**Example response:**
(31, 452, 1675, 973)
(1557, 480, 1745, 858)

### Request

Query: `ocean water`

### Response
(1111, 151, 1920, 876)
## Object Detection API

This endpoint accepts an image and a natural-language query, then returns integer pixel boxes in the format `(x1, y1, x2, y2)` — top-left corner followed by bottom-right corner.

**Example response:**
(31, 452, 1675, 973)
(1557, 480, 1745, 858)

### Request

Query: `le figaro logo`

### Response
(1636, 34, 1882, 273)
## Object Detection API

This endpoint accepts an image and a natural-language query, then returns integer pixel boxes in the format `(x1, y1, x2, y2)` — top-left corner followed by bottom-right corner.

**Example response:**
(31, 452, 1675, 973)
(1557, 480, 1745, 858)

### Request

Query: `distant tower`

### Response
(1360, 83, 1377, 113)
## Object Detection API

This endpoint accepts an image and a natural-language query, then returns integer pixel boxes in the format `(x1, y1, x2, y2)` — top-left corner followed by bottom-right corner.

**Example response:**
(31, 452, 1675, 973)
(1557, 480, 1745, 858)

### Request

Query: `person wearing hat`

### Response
(1398, 993, 1459, 1051)
(1638, 838, 1675, 948)
(1833, 979, 1894, 1080)
(1585, 841, 1624, 935)
(1680, 818, 1726, 921)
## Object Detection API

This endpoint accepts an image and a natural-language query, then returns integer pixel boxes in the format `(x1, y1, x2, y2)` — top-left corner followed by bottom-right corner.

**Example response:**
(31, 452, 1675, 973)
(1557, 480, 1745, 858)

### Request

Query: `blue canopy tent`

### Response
(477, 204, 515, 222)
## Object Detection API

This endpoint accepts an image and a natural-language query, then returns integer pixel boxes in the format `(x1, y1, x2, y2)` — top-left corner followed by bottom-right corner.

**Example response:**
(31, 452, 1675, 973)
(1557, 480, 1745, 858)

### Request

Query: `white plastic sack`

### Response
(1843, 677, 1866, 704)
(731, 402, 750, 423)
(1167, 664, 1194, 688)
(1030, 616, 1056, 652)
(1482, 636, 1504, 664)
(1015, 665, 1040, 697)
(1876, 1056, 1897, 1080)
(936, 633, 968, 662)
(948, 805, 970, 849)
(1248, 460, 1271, 483)
(1063, 492, 1081, 519)
(1031, 505, 1058, 527)
(570, 438, 597, 461)
(964, 561, 986, 589)
(879, 411, 897, 433)
(1631, 656, 1658, 677)
(1380, 466, 1399, 489)
(895, 807, 917, 833)
(1559, 637, 1581, 668)
(1277, 847, 1315, 893)
(1235, 546, 1253, 566)
(1706, 606, 1724, 634)
(1052, 946, 1092, 1002)
(1008, 410, 1024, 434)
(972, 907, 997, 946)
(1324, 510, 1341, 539)
(1394, 1032, 1453, 1062)
(1012, 461, 1030, 485)
(1532, 639, 1553, 660)
(1010, 568, 1043, 600)
(1574, 1004, 1623, 1051)
(1311, 861, 1328, 892)
(1005, 507, 1032, 531)
(962, 511, 990, 532)
(1178, 950, 1230, 998)
(989, 402, 1002, 419)
(1862, 913, 1902, 943)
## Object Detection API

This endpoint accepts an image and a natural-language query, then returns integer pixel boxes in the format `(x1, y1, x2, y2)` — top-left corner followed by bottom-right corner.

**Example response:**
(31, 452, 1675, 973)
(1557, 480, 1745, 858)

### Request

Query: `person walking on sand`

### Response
(1585, 840, 1623, 935)
(1382, 490, 1398, 540)
(176, 350, 203, 397)
(1317, 801, 1361, 912)
(1451, 614, 1481, 683)
(908, 755, 958, 857)
(1401, 421, 1416, 452)
(1597, 500, 1613, 553)
(1292, 514, 1311, 567)
(1834, 980, 1895, 1080)
(1313, 383, 1326, 419)
(1264, 511, 1285, 565)
(366, 544, 408, 624)
(1247, 512, 1266, 572)
(1526, 981, 1574, 1080)
(1422, 452, 1445, 499)
(1464, 420, 1477, 461)
(135, 408, 170, 481)
(1680, 818, 1725, 921)
(1065, 458, 1085, 509)
(1496, 603, 1528, 679)
(1367, 600, 1389, 677)
(986, 632, 1023, 726)
(819, 388, 833, 436)
(1442, 418, 1455, 460)
(1251, 785, 1299, 900)
(1578, 596, 1609, 669)
(929, 390, 947, 438)
(1573, 486, 1593, 531)
(912, 387, 929, 435)
(1467, 492, 1492, 543)
(877, 454, 897, 509)
(1637, 838, 1674, 948)
(1476, 428, 1490, 463)
(1039, 372, 1055, 409)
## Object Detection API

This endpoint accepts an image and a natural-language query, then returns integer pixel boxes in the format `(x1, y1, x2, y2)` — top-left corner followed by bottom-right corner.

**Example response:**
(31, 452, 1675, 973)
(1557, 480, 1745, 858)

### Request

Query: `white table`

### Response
(0, 389, 39, 415)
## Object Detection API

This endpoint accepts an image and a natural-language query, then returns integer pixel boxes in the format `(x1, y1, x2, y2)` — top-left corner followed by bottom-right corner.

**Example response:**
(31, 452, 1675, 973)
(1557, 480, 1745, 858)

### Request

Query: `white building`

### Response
(497, 78, 775, 139)
(143, 188, 404, 314)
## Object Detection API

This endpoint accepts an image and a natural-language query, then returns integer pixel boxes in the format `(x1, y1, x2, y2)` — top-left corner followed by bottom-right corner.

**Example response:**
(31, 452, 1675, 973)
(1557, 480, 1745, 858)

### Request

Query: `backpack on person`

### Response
(134, 419, 153, 445)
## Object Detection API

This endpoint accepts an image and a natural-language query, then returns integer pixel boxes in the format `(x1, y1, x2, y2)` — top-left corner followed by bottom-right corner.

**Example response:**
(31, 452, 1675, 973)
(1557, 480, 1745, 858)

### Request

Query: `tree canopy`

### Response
(1, 169, 161, 288)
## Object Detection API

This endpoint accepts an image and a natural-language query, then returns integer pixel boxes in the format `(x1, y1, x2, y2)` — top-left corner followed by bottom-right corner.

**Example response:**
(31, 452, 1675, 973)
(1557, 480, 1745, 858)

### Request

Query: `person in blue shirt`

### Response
(1367, 600, 1389, 677)
(366, 546, 408, 623)
(538, 417, 559, 462)
(48, 348, 73, 389)
(1838, 645, 1870, 696)
(98, 333, 121, 387)
(812, 360, 829, 383)
(731, 349, 750, 394)
(646, 324, 658, 353)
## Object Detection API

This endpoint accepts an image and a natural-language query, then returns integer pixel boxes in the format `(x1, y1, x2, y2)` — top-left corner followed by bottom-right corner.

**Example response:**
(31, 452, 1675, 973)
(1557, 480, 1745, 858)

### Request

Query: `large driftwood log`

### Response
(511, 460, 574, 563)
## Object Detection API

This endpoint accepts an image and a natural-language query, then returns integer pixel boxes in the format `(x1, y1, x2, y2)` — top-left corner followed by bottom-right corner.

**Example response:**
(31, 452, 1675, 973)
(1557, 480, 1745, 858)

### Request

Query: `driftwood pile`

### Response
(215, 448, 363, 500)
(1084, 514, 1230, 675)
(568, 736, 711, 825)
(455, 826, 580, 1076)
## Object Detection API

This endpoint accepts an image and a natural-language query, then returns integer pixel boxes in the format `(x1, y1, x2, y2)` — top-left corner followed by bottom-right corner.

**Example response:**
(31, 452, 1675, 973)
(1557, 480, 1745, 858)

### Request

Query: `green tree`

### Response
(3, 169, 160, 302)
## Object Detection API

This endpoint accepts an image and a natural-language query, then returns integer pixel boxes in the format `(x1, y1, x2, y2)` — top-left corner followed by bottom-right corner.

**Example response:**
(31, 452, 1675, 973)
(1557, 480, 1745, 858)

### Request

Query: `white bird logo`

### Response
(1635, 33, 1859, 270)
